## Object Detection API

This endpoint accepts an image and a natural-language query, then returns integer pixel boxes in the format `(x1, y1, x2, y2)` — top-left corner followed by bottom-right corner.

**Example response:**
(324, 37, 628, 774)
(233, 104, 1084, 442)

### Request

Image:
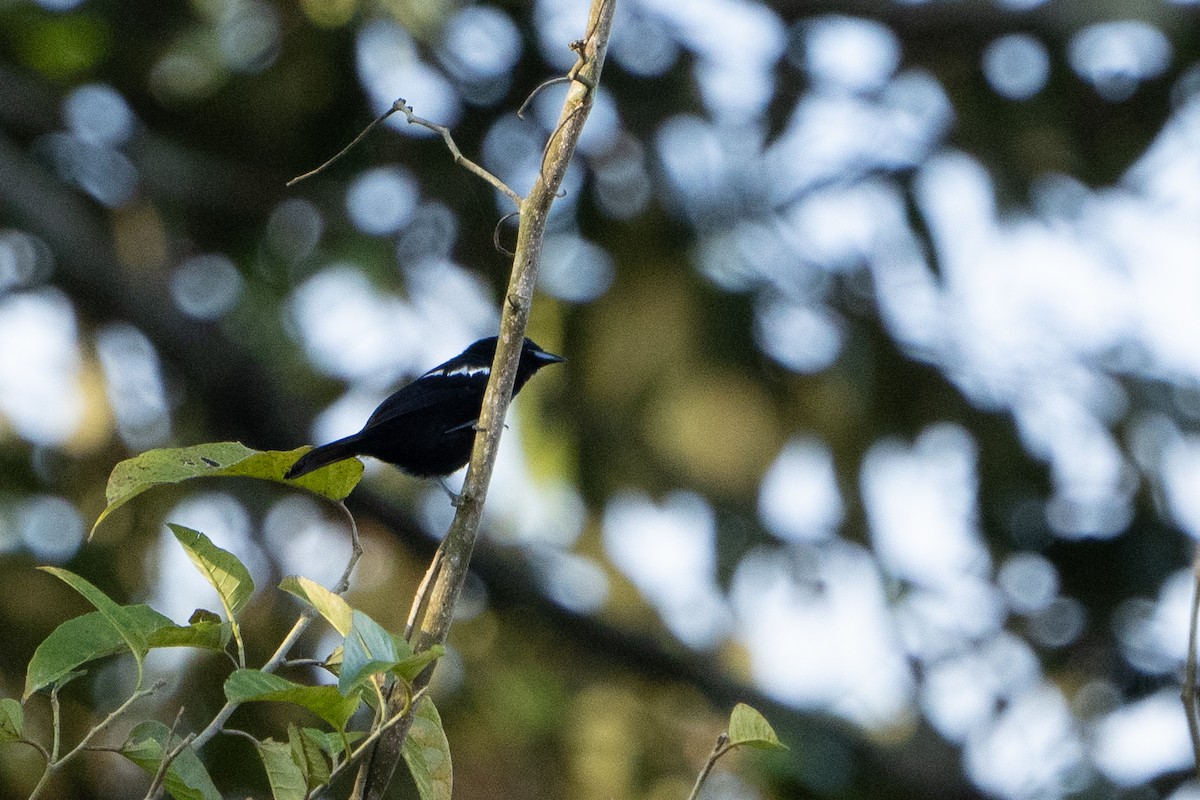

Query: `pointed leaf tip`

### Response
(727, 703, 786, 751)
(92, 443, 363, 537)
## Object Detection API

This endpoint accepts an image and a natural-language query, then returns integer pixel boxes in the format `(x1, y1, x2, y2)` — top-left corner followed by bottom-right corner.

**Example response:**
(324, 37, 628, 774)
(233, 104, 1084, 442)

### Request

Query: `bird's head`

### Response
(520, 338, 566, 372)
(455, 336, 565, 383)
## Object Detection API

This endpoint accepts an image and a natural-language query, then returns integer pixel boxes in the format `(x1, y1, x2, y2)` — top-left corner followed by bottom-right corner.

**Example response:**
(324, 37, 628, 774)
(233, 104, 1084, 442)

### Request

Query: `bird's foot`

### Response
(436, 477, 463, 506)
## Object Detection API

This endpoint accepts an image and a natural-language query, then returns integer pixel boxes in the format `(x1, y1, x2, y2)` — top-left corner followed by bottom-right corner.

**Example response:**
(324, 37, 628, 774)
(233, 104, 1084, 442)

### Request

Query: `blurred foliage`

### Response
(2, 0, 1200, 799)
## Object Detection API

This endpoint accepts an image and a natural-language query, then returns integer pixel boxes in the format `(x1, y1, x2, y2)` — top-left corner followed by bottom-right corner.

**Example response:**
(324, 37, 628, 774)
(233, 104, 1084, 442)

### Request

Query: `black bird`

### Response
(285, 336, 564, 483)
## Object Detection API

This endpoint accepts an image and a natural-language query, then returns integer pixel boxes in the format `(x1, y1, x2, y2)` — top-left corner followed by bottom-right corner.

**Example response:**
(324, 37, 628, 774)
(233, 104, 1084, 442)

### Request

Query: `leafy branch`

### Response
(351, 2, 618, 796)
(5, 443, 455, 800)
(687, 704, 787, 800)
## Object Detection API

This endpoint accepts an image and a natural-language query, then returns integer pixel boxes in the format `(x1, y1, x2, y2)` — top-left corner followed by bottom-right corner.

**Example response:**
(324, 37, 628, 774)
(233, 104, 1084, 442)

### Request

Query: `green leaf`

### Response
(25, 605, 232, 699)
(0, 698, 23, 742)
(146, 620, 230, 651)
(301, 727, 361, 758)
(169, 525, 254, 620)
(727, 703, 787, 751)
(39, 567, 147, 667)
(323, 645, 343, 676)
(25, 605, 172, 698)
(224, 669, 362, 732)
(256, 739, 308, 800)
(92, 442, 364, 536)
(120, 720, 221, 800)
(339, 610, 399, 696)
(402, 696, 452, 800)
(289, 723, 330, 790)
(391, 644, 444, 683)
(280, 576, 353, 636)
(188, 609, 222, 625)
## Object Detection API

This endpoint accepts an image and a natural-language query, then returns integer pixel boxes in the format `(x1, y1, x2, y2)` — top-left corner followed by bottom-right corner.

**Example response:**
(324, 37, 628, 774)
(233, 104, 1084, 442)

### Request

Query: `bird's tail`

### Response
(285, 436, 362, 480)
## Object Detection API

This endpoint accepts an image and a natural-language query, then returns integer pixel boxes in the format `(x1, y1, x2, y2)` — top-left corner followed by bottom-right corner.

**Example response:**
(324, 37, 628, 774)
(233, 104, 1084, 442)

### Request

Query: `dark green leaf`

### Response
(339, 610, 399, 696)
(169, 524, 254, 620)
(224, 669, 362, 732)
(25, 605, 172, 698)
(0, 698, 23, 742)
(256, 739, 307, 800)
(402, 696, 452, 800)
(301, 727, 361, 758)
(727, 703, 786, 751)
(391, 644, 444, 683)
(288, 722, 330, 790)
(92, 442, 363, 536)
(146, 620, 230, 651)
(120, 720, 221, 800)
(188, 609, 222, 625)
(38, 568, 147, 667)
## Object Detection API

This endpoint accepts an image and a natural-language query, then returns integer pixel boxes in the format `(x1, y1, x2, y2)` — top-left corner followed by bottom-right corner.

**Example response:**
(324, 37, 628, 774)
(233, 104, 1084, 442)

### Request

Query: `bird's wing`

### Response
(362, 372, 487, 428)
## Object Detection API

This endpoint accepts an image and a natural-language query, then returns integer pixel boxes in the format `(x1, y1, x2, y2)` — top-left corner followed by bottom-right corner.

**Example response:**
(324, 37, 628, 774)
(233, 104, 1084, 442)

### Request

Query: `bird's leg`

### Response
(436, 476, 463, 506)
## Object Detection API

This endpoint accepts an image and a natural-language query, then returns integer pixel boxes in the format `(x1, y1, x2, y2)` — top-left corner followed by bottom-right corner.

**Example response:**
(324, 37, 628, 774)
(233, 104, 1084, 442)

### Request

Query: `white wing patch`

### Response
(428, 364, 490, 379)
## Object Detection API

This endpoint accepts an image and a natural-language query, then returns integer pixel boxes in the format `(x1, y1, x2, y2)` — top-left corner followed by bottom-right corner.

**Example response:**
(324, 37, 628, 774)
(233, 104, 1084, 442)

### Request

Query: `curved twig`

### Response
(287, 104, 405, 187)
(517, 76, 572, 119)
(333, 500, 363, 595)
(492, 211, 520, 256)
(288, 100, 524, 210)
(390, 100, 523, 208)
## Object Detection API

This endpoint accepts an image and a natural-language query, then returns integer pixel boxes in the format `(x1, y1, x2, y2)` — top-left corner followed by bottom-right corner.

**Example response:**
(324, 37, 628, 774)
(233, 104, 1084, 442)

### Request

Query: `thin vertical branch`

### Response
(686, 733, 731, 800)
(1183, 546, 1200, 777)
(356, 2, 618, 796)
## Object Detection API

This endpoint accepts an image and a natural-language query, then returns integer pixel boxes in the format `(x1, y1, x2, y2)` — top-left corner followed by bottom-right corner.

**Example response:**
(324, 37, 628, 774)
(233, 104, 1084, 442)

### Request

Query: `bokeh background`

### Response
(3, 0, 1200, 797)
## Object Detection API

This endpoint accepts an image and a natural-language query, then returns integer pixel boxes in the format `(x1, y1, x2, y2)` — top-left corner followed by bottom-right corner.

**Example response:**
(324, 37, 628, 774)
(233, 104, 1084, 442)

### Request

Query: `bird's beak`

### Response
(536, 350, 566, 364)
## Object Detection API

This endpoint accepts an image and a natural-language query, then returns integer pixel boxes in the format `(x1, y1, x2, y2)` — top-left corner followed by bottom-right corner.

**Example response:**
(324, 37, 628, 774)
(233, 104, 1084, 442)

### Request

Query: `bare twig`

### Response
(57, 680, 167, 764)
(28, 679, 169, 800)
(1183, 547, 1200, 777)
(537, 103, 586, 186)
(404, 543, 445, 641)
(358, 2, 618, 798)
(686, 732, 732, 800)
(389, 99, 524, 208)
(524, 26, 604, 186)
(333, 501, 363, 595)
(288, 101, 523, 210)
(493, 211, 520, 257)
(282, 658, 328, 668)
(49, 685, 62, 762)
(517, 76, 572, 119)
(16, 737, 51, 762)
(144, 707, 192, 800)
(219, 728, 260, 745)
(287, 104, 404, 187)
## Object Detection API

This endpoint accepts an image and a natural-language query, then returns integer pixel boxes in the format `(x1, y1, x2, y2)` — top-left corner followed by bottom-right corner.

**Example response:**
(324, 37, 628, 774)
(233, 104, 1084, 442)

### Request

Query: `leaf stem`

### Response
(319, 688, 421, 799)
(686, 733, 732, 800)
(143, 707, 191, 800)
(193, 501, 361, 751)
(28, 680, 165, 800)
